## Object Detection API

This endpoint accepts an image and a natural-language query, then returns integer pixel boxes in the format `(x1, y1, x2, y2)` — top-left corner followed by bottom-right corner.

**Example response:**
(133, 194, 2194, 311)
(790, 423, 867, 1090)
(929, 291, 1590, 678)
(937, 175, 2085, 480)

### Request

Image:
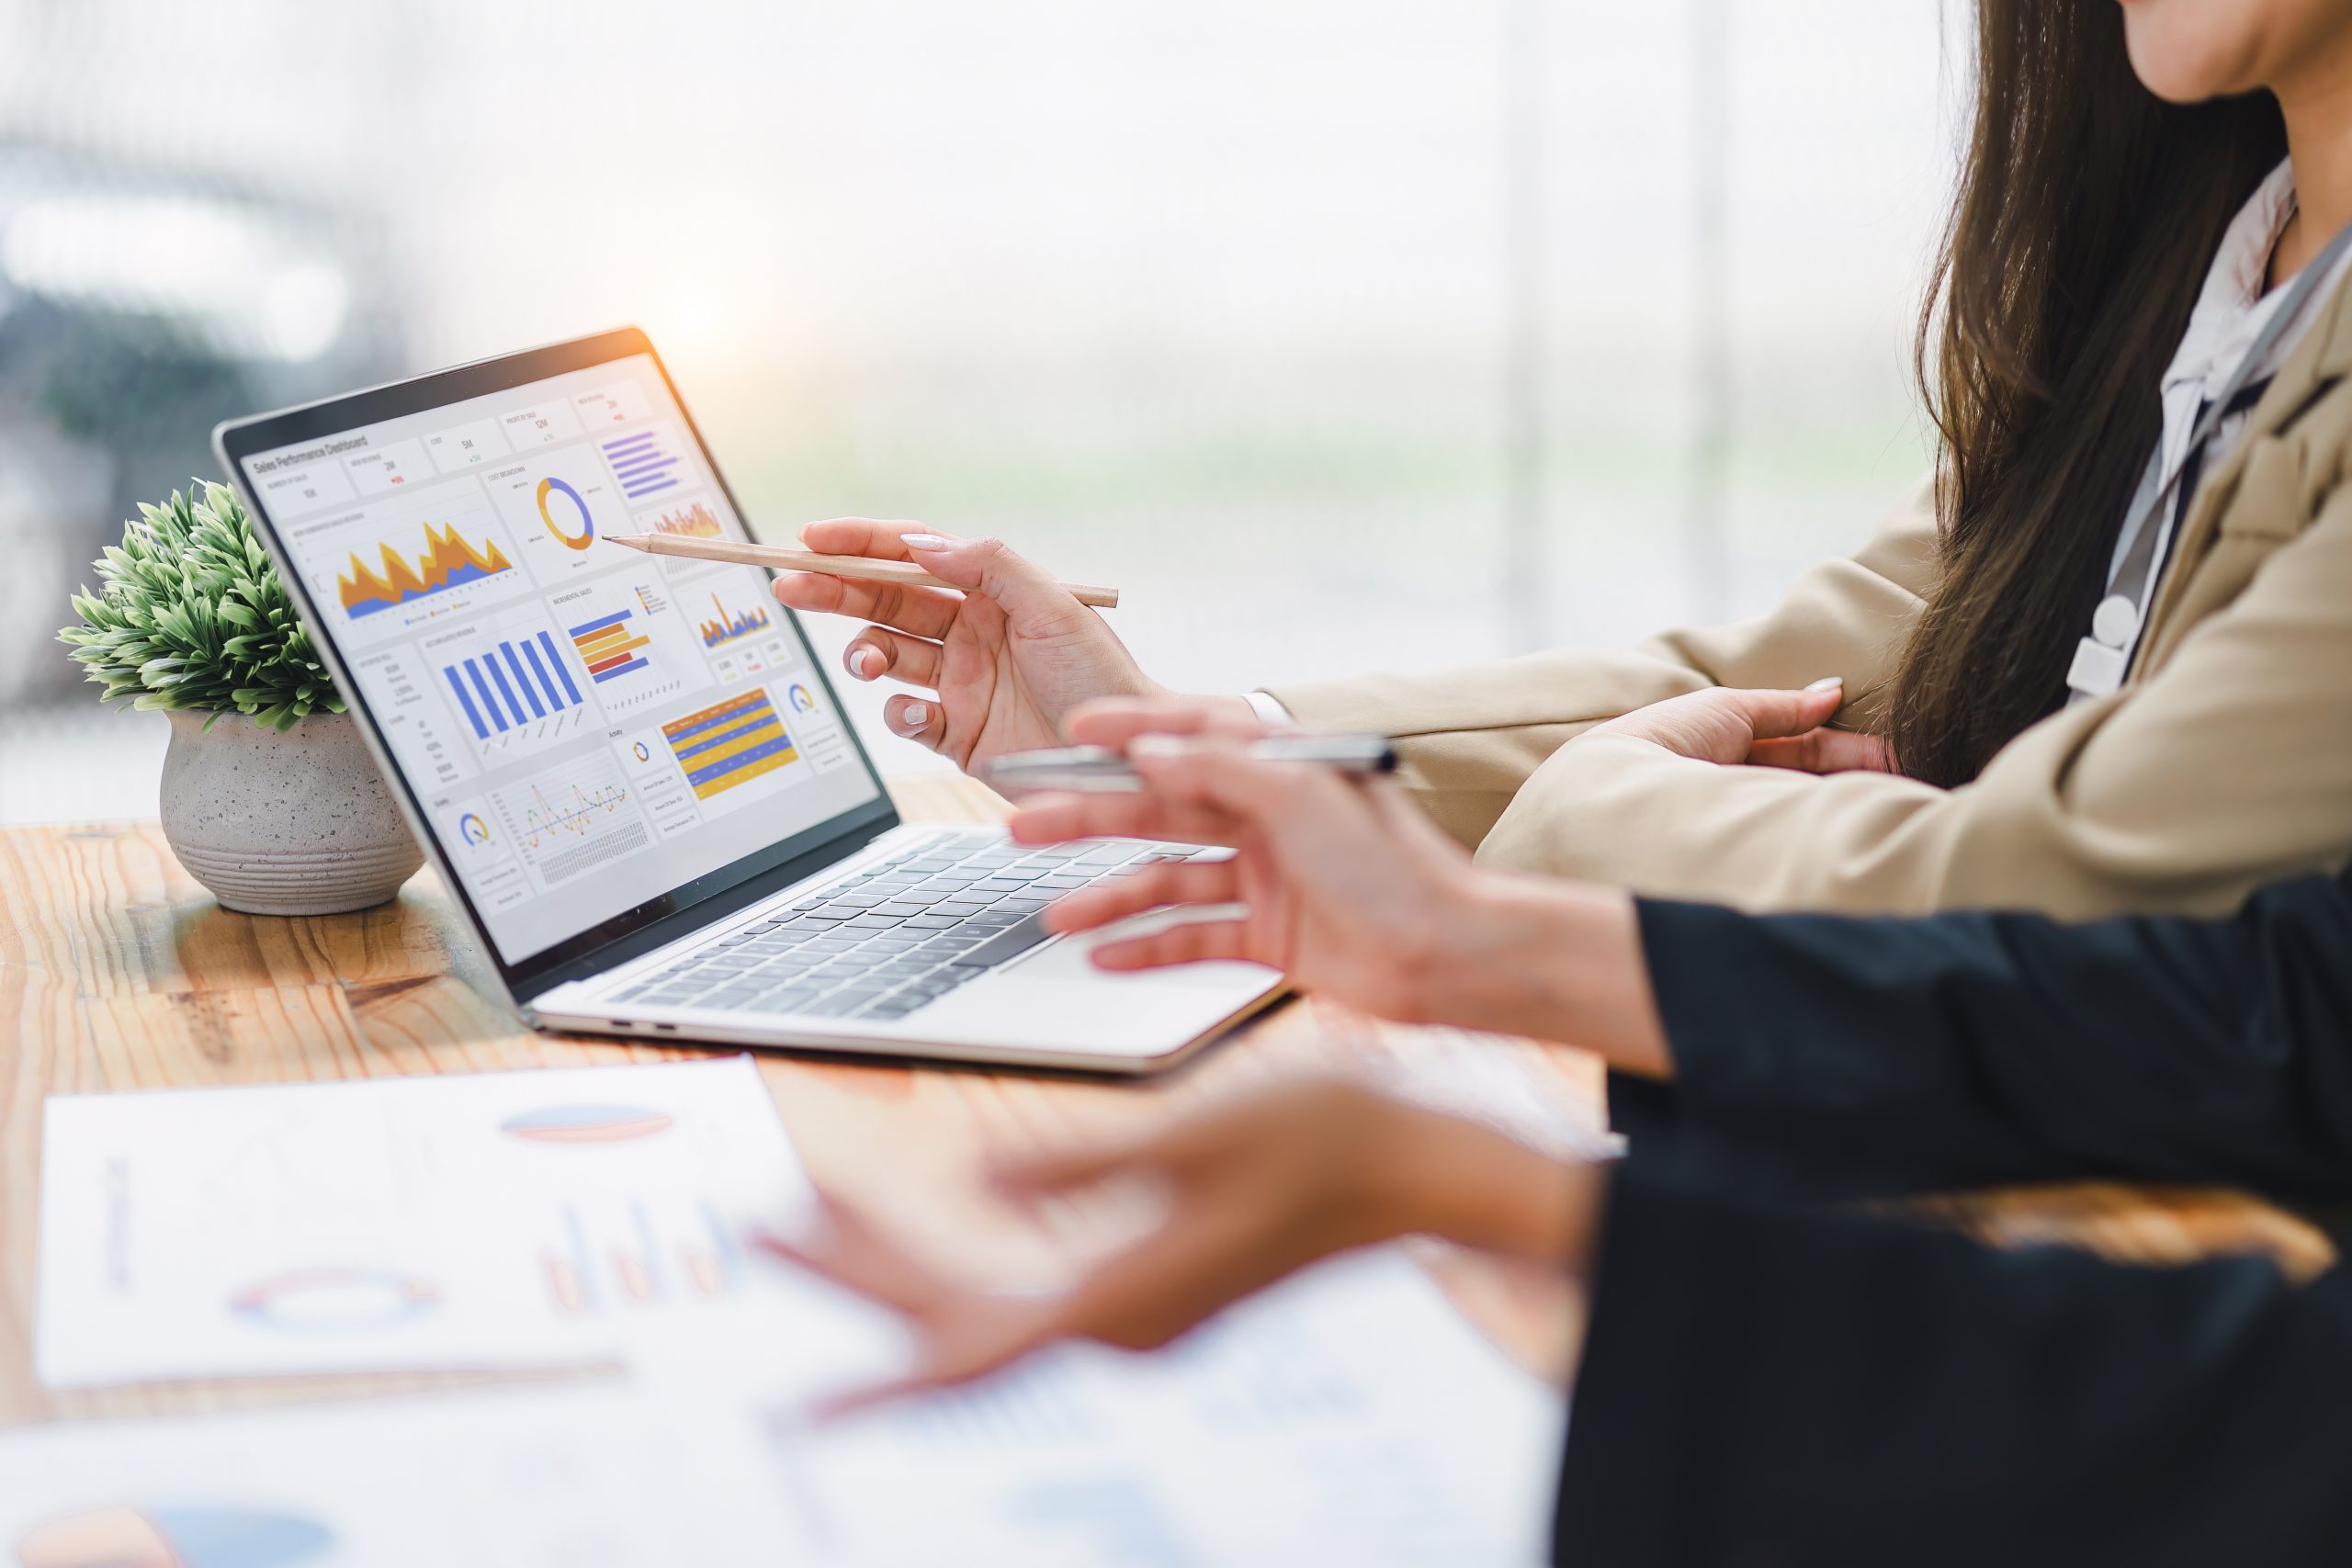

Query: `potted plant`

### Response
(58, 481, 422, 915)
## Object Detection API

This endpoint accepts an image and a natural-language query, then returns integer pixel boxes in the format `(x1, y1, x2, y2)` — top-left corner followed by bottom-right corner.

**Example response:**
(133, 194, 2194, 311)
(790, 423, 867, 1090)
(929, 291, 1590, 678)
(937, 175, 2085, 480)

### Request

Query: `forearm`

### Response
(1361, 1098, 1606, 1267)
(1635, 874, 2352, 1197)
(1404, 874, 1677, 1079)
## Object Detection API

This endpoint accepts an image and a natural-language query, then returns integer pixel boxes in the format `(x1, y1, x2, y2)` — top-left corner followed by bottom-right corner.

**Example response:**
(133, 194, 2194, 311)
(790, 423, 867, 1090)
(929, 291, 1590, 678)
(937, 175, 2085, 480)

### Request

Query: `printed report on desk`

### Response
(238, 356, 879, 961)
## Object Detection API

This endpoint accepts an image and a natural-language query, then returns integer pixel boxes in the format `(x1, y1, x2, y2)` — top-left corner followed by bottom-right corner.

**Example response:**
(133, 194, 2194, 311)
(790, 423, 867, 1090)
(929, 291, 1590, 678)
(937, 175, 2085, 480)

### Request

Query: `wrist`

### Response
(1400, 877, 1675, 1077)
(1366, 1101, 1604, 1269)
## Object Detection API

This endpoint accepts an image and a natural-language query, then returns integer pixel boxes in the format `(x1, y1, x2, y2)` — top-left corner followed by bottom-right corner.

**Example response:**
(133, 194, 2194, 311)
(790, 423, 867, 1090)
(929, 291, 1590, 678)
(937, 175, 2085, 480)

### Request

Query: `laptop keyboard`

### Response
(606, 829, 1217, 1023)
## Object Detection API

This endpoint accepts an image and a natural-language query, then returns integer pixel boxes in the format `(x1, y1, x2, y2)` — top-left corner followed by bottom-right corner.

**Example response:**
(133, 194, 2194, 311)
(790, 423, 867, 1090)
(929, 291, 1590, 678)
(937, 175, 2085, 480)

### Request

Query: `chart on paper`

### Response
(34, 1058, 818, 1388)
(0, 1386, 815, 1567)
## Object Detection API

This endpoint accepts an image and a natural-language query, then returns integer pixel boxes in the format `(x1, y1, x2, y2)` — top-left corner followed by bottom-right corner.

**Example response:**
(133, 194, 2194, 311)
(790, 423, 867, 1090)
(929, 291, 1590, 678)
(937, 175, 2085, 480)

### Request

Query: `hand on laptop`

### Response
(1014, 720, 1480, 1021)
(1011, 712, 1675, 1074)
(773, 521, 1256, 773)
(757, 1079, 1601, 1413)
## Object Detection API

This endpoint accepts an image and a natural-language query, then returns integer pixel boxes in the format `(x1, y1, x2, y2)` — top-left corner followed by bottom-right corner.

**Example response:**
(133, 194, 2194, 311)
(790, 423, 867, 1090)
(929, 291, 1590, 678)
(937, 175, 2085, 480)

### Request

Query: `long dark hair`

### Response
(1887, 1, 2284, 786)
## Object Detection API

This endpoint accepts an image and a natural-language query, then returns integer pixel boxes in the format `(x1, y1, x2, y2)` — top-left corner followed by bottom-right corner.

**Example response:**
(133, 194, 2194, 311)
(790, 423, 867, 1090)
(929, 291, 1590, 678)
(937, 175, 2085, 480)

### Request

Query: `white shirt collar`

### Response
(2163, 157, 2300, 403)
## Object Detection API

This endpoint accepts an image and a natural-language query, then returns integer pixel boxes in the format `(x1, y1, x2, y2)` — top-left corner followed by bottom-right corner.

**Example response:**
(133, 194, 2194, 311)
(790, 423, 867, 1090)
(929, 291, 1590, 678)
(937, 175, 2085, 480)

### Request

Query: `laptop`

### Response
(213, 328, 1283, 1073)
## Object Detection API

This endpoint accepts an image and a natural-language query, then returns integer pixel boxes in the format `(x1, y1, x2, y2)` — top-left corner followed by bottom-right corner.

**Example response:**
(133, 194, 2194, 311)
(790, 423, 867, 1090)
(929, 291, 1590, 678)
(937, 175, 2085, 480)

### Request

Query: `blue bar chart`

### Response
(441, 631, 584, 739)
(599, 425, 684, 502)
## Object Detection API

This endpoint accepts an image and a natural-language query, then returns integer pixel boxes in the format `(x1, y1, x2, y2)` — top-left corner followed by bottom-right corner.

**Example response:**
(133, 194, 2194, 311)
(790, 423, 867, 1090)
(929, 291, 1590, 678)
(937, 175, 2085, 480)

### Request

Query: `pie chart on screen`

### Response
(536, 477, 594, 550)
(17, 1505, 333, 1568)
(499, 1104, 674, 1145)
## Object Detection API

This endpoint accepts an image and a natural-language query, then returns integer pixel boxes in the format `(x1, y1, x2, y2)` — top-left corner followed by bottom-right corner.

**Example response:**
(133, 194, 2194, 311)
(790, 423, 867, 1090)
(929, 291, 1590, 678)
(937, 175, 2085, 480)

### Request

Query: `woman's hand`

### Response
(1012, 700, 1679, 1070)
(1012, 705, 1487, 1022)
(1588, 680, 1896, 773)
(756, 1080, 1603, 1412)
(773, 521, 1253, 774)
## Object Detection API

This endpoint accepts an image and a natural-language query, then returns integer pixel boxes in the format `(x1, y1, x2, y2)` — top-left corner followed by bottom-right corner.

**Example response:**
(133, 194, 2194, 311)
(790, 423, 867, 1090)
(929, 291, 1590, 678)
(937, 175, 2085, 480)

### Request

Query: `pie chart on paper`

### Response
(227, 1269, 439, 1332)
(499, 1105, 675, 1145)
(17, 1505, 333, 1568)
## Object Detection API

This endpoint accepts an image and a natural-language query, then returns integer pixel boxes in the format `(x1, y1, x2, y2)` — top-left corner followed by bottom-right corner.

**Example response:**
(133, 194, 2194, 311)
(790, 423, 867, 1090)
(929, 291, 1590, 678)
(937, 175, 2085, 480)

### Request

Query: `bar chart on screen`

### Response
(600, 423, 690, 502)
(645, 495, 725, 539)
(660, 687, 802, 813)
(442, 631, 590, 746)
(546, 574, 711, 716)
(696, 588, 771, 649)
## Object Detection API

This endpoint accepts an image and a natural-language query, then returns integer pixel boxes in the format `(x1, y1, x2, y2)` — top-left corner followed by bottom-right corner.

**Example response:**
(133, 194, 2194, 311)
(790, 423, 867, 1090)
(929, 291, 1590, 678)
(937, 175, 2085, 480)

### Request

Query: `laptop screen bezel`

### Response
(213, 326, 902, 1004)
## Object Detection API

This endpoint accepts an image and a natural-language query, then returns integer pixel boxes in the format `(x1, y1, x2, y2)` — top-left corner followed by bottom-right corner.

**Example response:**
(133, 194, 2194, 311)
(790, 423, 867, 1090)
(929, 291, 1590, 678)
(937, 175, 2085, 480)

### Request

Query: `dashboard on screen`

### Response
(233, 352, 882, 964)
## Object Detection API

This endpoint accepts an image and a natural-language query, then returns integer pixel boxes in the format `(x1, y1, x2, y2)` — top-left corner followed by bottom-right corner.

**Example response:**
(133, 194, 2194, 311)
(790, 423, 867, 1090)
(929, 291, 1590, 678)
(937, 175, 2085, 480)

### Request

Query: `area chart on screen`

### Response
(648, 498, 723, 537)
(339, 522, 515, 619)
(696, 592, 770, 649)
(661, 689, 797, 800)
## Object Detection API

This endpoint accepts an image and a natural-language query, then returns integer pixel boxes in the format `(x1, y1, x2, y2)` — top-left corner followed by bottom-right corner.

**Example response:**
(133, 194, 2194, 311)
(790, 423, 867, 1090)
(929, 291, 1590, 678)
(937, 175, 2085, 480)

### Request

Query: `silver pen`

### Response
(984, 734, 1398, 794)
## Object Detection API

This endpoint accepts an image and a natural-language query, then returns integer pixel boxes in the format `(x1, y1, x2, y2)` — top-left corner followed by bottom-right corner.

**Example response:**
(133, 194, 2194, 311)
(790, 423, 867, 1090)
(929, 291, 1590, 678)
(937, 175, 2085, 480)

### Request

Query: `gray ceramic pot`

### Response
(159, 709, 423, 916)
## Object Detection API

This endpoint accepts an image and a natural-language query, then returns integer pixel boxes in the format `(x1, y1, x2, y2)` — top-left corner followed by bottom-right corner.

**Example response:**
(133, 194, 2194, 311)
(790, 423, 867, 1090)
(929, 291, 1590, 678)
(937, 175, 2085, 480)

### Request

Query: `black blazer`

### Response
(1552, 870, 2352, 1567)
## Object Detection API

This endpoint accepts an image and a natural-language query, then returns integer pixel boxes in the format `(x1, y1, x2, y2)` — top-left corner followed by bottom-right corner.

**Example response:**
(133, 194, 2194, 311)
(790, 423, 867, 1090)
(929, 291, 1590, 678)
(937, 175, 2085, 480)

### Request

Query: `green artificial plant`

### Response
(58, 480, 344, 731)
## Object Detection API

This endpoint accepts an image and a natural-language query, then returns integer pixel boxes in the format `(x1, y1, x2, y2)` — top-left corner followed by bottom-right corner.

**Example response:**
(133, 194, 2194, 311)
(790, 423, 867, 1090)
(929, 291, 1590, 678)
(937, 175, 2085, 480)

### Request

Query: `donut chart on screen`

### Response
(535, 477, 594, 551)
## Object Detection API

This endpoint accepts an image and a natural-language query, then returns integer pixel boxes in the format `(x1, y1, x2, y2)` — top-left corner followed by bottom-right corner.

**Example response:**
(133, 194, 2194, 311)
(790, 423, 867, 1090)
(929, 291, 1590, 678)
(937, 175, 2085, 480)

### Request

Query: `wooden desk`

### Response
(3, 784, 2332, 1432)
(0, 780, 1604, 1428)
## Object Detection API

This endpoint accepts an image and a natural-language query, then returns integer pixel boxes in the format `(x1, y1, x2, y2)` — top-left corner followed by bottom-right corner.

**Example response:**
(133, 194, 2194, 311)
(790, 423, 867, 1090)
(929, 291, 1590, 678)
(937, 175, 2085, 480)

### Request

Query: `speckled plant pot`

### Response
(160, 709, 423, 916)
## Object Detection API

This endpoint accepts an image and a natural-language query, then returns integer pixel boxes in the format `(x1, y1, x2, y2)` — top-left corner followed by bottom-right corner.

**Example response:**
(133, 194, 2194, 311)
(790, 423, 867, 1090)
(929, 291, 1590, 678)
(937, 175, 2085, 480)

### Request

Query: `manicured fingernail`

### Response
(1129, 735, 1186, 759)
(1805, 676, 1843, 692)
(900, 702, 929, 731)
(845, 647, 877, 678)
(900, 533, 950, 551)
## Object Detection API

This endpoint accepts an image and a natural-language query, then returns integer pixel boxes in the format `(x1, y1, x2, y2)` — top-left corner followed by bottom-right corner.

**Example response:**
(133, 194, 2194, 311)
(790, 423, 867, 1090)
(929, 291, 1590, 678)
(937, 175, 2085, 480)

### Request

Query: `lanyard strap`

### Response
(2067, 212, 2352, 703)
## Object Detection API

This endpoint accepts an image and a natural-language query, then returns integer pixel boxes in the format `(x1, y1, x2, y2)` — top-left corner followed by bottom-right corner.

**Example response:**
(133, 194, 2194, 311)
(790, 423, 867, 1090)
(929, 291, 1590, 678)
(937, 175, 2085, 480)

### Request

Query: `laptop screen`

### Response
(224, 341, 885, 967)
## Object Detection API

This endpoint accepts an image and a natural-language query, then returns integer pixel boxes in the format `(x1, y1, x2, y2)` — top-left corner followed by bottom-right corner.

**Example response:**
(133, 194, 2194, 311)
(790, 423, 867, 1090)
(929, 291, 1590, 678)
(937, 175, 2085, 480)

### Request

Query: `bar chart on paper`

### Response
(538, 1197, 749, 1316)
(600, 424, 689, 502)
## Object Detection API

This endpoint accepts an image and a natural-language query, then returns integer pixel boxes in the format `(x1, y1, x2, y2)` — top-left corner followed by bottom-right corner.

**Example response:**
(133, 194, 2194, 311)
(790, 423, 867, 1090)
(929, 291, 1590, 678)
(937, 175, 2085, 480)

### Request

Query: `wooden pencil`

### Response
(605, 532, 1121, 609)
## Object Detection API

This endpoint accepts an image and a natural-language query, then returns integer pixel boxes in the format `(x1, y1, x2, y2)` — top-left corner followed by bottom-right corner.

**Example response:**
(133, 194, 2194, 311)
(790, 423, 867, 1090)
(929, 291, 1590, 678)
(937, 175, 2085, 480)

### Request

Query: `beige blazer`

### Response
(1271, 275, 2352, 919)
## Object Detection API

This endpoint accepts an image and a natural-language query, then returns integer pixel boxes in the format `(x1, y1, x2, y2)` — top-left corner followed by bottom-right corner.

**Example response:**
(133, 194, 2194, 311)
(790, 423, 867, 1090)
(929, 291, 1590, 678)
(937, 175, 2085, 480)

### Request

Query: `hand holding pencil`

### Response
(608, 526, 1121, 608)
(709, 518, 1205, 773)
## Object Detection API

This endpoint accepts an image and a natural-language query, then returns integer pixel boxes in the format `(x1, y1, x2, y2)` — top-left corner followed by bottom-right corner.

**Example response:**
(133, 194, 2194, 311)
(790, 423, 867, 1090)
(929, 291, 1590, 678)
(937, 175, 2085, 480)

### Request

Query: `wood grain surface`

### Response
(0, 778, 1605, 1427)
(1, 779, 2330, 1431)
